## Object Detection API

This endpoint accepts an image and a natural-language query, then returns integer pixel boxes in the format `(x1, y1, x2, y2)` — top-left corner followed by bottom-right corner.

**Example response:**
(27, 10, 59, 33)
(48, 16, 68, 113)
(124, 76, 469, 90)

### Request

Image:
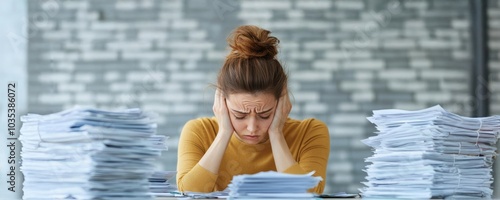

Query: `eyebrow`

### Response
(231, 107, 273, 115)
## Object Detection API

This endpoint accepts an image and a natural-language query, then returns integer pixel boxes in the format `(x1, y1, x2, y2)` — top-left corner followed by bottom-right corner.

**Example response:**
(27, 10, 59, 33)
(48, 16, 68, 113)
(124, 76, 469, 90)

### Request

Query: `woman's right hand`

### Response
(213, 89, 234, 136)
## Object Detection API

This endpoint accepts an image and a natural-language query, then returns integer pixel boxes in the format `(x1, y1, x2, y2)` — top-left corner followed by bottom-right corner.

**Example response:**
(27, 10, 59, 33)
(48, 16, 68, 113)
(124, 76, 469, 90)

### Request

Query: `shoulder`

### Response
(183, 117, 218, 130)
(181, 117, 218, 139)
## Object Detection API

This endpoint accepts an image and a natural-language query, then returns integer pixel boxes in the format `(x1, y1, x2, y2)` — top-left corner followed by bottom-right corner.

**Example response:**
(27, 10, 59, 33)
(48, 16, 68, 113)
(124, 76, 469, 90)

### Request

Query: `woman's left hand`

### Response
(269, 89, 292, 135)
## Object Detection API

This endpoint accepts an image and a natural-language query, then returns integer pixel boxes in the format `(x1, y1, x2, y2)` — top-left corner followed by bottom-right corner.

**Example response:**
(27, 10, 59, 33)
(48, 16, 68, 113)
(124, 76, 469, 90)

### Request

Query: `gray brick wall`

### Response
(27, 0, 497, 194)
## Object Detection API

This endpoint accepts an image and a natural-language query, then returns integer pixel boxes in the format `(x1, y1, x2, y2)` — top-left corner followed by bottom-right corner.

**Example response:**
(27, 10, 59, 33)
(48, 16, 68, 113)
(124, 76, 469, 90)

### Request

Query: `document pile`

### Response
(227, 171, 322, 199)
(361, 105, 500, 199)
(149, 171, 177, 196)
(19, 106, 163, 200)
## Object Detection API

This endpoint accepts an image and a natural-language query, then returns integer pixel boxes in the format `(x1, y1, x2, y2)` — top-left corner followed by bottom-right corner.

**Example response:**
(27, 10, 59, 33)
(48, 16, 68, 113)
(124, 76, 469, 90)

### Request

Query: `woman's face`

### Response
(226, 92, 276, 144)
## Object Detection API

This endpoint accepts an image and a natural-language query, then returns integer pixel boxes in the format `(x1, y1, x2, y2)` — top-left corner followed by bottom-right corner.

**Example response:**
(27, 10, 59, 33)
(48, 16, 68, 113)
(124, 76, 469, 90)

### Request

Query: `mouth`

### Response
(242, 135, 260, 141)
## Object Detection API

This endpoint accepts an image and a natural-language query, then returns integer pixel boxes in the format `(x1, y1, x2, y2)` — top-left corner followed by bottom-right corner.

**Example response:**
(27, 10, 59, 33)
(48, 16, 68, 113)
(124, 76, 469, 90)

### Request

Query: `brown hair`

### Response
(217, 25, 287, 99)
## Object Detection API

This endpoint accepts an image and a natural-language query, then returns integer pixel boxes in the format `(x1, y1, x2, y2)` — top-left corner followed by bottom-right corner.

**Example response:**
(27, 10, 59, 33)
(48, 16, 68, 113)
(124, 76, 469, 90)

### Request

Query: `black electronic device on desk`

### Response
(316, 192, 359, 198)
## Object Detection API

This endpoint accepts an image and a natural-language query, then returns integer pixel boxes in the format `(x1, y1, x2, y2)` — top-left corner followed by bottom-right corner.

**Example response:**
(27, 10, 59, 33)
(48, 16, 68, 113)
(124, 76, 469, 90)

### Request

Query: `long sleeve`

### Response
(176, 119, 219, 192)
(283, 119, 330, 194)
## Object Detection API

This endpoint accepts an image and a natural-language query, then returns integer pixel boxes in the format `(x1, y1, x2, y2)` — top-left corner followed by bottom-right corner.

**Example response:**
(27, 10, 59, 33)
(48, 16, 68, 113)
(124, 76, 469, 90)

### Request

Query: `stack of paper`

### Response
(227, 171, 322, 199)
(148, 171, 177, 196)
(361, 105, 500, 199)
(19, 106, 162, 200)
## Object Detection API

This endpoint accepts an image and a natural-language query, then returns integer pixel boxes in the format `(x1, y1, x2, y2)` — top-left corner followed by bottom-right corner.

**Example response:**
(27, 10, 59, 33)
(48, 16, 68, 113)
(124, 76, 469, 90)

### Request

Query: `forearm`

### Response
(269, 131, 297, 172)
(198, 131, 232, 174)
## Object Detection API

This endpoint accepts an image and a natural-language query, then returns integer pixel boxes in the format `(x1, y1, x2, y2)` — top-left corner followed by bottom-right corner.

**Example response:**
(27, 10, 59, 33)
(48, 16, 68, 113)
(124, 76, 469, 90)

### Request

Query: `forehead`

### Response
(227, 92, 276, 109)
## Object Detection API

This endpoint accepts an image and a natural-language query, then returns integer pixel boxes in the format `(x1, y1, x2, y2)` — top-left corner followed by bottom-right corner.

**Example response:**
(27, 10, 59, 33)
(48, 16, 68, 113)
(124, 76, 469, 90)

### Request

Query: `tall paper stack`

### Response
(361, 105, 500, 199)
(19, 106, 163, 200)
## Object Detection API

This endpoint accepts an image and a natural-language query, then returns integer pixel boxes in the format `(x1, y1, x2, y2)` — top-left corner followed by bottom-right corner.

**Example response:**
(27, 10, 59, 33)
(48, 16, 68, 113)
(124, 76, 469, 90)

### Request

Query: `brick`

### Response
(404, 1, 428, 9)
(188, 31, 207, 40)
(138, 31, 168, 40)
(354, 71, 374, 80)
(108, 41, 152, 50)
(335, 1, 364, 10)
(43, 31, 71, 40)
(311, 60, 341, 71)
(95, 93, 112, 103)
(304, 103, 328, 114)
(238, 10, 273, 19)
(158, 12, 182, 20)
(377, 70, 417, 80)
(439, 81, 467, 91)
(340, 21, 378, 31)
(75, 11, 99, 21)
(161, 0, 182, 9)
(404, 20, 425, 28)
(63, 1, 88, 9)
(293, 91, 320, 102)
(110, 83, 132, 91)
(324, 51, 371, 60)
(91, 22, 129, 30)
(343, 60, 385, 70)
(39, 93, 71, 104)
(420, 70, 467, 80)
(75, 93, 93, 104)
(122, 51, 166, 60)
(377, 30, 401, 38)
(172, 103, 197, 114)
(206, 51, 227, 61)
(132, 21, 169, 29)
(82, 51, 118, 61)
(419, 40, 461, 49)
(382, 39, 416, 49)
(340, 81, 371, 91)
(58, 83, 85, 92)
(296, 1, 331, 9)
(328, 162, 352, 172)
(338, 103, 359, 111)
(490, 20, 500, 28)
(410, 59, 432, 68)
(116, 1, 137, 10)
(352, 92, 375, 102)
(287, 51, 314, 60)
(452, 51, 470, 60)
(162, 41, 214, 50)
(143, 104, 171, 114)
(452, 20, 469, 29)
(303, 41, 335, 50)
(331, 113, 366, 124)
(74, 73, 95, 83)
(38, 72, 72, 82)
(435, 29, 461, 38)
(78, 31, 114, 40)
(287, 10, 304, 18)
(292, 71, 332, 81)
(393, 103, 427, 111)
(241, 0, 292, 10)
(171, 20, 198, 29)
(330, 126, 364, 137)
(126, 71, 166, 82)
(415, 92, 452, 102)
(170, 51, 203, 60)
(104, 71, 121, 82)
(403, 29, 430, 38)
(54, 62, 75, 71)
(281, 42, 300, 49)
(171, 72, 206, 81)
(387, 81, 427, 91)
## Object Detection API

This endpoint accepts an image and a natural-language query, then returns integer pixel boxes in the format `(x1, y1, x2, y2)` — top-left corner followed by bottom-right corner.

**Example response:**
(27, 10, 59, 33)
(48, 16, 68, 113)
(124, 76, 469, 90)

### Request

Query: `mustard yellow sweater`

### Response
(176, 117, 330, 194)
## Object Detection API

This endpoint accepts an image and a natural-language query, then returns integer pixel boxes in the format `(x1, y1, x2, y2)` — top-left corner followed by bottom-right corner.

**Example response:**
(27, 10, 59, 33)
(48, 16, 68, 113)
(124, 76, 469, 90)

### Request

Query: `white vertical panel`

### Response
(0, 0, 27, 199)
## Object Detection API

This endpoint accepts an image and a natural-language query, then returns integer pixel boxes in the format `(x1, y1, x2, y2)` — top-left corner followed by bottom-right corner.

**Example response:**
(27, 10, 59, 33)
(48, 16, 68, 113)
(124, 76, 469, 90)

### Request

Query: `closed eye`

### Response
(260, 115, 270, 119)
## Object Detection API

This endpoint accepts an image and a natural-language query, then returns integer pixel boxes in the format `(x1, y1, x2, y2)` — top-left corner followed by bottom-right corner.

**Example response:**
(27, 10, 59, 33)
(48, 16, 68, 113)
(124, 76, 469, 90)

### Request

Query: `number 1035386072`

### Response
(7, 82, 16, 137)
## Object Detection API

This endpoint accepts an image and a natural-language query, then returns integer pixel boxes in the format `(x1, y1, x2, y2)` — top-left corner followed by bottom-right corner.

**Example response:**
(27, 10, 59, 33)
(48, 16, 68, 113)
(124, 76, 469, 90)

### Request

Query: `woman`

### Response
(176, 25, 330, 194)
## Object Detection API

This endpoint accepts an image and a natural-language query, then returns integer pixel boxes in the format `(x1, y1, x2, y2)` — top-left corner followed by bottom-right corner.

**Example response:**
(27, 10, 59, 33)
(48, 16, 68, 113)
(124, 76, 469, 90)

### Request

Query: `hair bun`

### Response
(227, 25, 279, 59)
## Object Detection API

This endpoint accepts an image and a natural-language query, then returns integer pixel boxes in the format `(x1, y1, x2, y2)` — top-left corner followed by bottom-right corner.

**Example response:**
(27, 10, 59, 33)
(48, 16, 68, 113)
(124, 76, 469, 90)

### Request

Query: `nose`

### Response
(247, 117, 257, 133)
